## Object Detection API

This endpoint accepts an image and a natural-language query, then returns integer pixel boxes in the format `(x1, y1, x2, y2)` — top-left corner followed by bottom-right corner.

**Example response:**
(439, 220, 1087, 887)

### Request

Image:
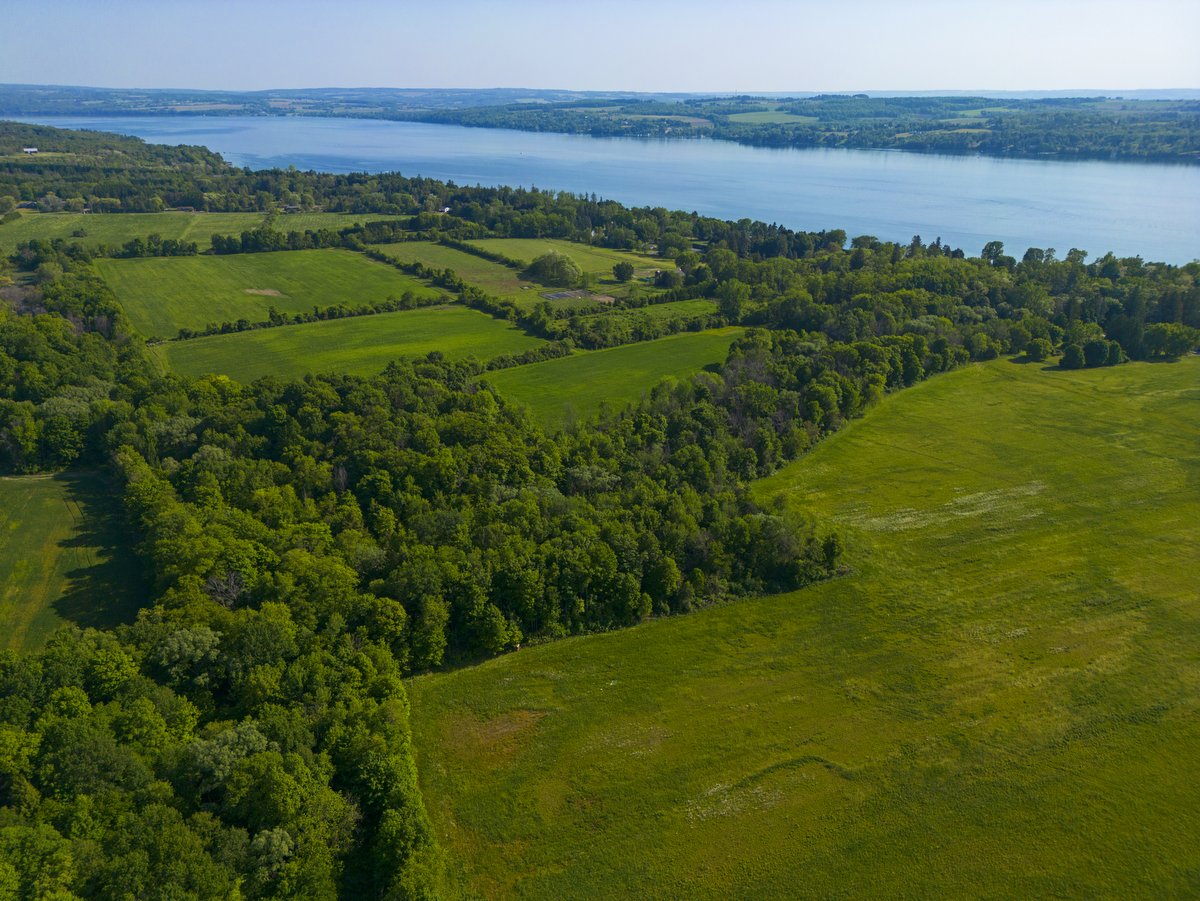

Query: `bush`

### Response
(1060, 343, 1085, 369)
(525, 251, 582, 288)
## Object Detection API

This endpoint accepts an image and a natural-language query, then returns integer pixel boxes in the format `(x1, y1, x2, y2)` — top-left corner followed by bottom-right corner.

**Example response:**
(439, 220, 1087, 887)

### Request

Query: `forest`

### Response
(0, 121, 1197, 898)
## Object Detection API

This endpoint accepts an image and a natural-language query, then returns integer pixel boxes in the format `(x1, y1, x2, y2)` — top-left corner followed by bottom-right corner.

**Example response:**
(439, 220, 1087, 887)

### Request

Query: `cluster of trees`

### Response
(399, 95, 1200, 163)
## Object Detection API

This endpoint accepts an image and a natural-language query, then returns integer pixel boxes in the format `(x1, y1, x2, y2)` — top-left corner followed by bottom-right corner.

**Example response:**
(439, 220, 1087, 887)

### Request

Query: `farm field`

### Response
(465, 238, 664, 275)
(0, 209, 364, 252)
(154, 306, 545, 381)
(484, 327, 742, 427)
(409, 356, 1200, 899)
(375, 241, 538, 299)
(578, 298, 717, 323)
(95, 248, 445, 337)
(0, 473, 144, 652)
(726, 110, 820, 124)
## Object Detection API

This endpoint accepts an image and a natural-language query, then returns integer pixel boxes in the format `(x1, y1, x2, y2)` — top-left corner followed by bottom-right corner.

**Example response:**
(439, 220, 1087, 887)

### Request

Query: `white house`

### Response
(21, 147, 38, 154)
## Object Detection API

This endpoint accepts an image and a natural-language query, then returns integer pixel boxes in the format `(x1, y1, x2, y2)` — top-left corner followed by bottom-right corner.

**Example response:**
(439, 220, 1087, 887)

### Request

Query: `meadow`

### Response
(94, 248, 445, 337)
(375, 241, 538, 298)
(409, 356, 1200, 899)
(0, 209, 363, 252)
(464, 238, 664, 276)
(483, 328, 742, 428)
(0, 473, 144, 652)
(577, 298, 717, 324)
(153, 305, 545, 381)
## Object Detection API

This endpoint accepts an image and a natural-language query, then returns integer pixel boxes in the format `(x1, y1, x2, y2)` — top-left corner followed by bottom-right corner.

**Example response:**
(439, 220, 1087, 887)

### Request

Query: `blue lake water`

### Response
(17, 115, 1200, 263)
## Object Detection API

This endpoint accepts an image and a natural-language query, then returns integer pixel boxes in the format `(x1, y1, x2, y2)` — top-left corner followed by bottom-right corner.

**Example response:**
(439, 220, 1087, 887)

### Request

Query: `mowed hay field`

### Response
(409, 357, 1200, 899)
(375, 241, 538, 298)
(0, 473, 143, 652)
(484, 328, 743, 428)
(465, 238, 664, 276)
(95, 248, 445, 337)
(0, 210, 364, 253)
(154, 306, 545, 382)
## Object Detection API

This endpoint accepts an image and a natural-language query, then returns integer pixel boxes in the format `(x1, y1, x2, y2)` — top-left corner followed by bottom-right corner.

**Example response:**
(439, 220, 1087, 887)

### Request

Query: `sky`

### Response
(4, 0, 1198, 93)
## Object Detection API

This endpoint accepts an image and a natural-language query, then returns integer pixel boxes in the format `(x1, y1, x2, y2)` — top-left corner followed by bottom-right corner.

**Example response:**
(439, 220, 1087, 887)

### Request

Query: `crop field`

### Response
(483, 327, 742, 428)
(464, 238, 664, 276)
(0, 210, 363, 252)
(727, 110, 820, 124)
(409, 357, 1200, 899)
(578, 298, 717, 324)
(375, 241, 539, 298)
(154, 306, 545, 381)
(94, 248, 445, 337)
(0, 473, 144, 652)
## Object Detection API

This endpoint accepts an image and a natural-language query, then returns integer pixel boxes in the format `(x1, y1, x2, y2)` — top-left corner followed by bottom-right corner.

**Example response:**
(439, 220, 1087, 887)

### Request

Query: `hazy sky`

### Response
(5, 0, 1198, 92)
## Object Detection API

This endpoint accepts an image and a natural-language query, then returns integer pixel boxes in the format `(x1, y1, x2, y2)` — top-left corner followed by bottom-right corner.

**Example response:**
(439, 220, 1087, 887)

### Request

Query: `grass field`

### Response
(0, 472, 145, 652)
(483, 328, 742, 428)
(0, 210, 363, 252)
(154, 306, 545, 381)
(578, 298, 717, 324)
(409, 357, 1200, 899)
(375, 241, 538, 298)
(464, 238, 664, 276)
(727, 110, 820, 125)
(95, 248, 445, 337)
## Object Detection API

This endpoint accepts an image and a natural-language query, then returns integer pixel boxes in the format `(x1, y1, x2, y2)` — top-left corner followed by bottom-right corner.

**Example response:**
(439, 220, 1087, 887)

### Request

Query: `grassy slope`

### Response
(464, 238, 664, 275)
(154, 306, 545, 382)
(95, 248, 443, 338)
(0, 210, 363, 253)
(409, 357, 1200, 899)
(0, 473, 145, 651)
(376, 242, 538, 298)
(483, 328, 742, 428)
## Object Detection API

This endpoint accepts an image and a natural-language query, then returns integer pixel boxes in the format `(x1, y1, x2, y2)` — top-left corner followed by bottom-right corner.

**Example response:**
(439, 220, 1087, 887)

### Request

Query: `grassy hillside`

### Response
(0, 473, 144, 651)
(95, 248, 444, 338)
(0, 209, 363, 252)
(375, 241, 538, 299)
(465, 238, 664, 276)
(484, 328, 742, 428)
(409, 357, 1200, 899)
(154, 306, 545, 381)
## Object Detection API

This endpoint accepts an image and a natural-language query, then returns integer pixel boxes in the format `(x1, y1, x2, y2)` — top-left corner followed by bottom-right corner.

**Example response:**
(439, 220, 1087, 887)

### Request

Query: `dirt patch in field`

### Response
(244, 288, 284, 297)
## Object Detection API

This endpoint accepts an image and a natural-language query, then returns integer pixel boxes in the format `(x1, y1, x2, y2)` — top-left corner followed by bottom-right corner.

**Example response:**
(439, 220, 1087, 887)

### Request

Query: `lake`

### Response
(16, 115, 1200, 264)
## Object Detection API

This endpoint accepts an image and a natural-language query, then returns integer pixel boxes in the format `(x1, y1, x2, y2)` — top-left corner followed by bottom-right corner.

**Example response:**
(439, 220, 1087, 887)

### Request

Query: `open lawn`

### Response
(154, 306, 545, 381)
(483, 328, 742, 428)
(410, 357, 1200, 899)
(0, 210, 363, 253)
(0, 472, 145, 652)
(95, 248, 445, 338)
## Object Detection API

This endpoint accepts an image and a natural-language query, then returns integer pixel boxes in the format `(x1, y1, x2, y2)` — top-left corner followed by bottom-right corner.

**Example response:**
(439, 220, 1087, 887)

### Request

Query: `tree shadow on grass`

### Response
(51, 470, 149, 631)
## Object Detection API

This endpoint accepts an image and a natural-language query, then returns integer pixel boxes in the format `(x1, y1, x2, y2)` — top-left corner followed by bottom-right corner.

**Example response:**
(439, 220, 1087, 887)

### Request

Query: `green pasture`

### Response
(0, 473, 144, 652)
(95, 248, 444, 338)
(154, 306, 545, 382)
(465, 238, 664, 276)
(410, 357, 1200, 899)
(375, 241, 538, 299)
(484, 328, 742, 428)
(578, 298, 717, 324)
(727, 110, 819, 125)
(0, 210, 363, 253)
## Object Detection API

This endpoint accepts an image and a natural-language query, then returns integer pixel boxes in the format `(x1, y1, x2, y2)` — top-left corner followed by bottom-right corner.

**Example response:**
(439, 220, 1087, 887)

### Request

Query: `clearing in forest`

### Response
(0, 472, 145, 652)
(483, 327, 743, 428)
(409, 356, 1200, 899)
(153, 305, 546, 382)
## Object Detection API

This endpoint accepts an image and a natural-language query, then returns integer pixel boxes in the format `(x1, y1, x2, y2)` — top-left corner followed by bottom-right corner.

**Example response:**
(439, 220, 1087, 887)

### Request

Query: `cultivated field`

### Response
(154, 306, 545, 381)
(0, 473, 144, 652)
(465, 238, 664, 276)
(375, 241, 538, 298)
(484, 328, 742, 427)
(410, 357, 1200, 899)
(0, 209, 363, 252)
(95, 248, 445, 337)
(577, 298, 717, 324)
